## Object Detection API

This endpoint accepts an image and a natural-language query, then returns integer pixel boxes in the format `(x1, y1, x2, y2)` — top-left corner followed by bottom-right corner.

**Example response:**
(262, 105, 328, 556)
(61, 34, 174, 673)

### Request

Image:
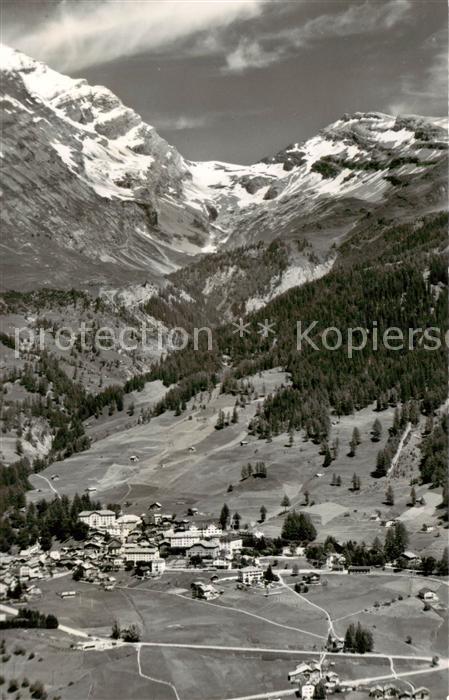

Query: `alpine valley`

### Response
(0, 40, 448, 700)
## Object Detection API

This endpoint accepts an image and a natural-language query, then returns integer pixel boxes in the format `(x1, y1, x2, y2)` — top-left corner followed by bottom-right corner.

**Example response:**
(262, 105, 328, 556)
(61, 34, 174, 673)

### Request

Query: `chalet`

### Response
(191, 581, 219, 600)
(149, 502, 162, 510)
(418, 587, 438, 602)
(238, 566, 264, 585)
(107, 539, 123, 555)
(212, 558, 231, 569)
(398, 692, 412, 699)
(288, 663, 311, 682)
(302, 573, 321, 585)
(412, 689, 430, 700)
(326, 553, 346, 570)
(84, 541, 102, 556)
(402, 551, 422, 567)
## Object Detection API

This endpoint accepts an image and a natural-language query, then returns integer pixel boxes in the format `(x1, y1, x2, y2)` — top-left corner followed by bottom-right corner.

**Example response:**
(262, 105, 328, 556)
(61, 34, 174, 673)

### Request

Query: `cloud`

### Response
(155, 115, 211, 131)
(224, 38, 282, 73)
(221, 0, 412, 74)
(290, 0, 412, 45)
(6, 0, 265, 72)
(387, 35, 448, 115)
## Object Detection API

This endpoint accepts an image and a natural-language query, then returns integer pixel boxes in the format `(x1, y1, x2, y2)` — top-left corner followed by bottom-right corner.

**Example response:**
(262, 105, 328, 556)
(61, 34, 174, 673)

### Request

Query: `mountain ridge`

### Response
(1, 44, 448, 292)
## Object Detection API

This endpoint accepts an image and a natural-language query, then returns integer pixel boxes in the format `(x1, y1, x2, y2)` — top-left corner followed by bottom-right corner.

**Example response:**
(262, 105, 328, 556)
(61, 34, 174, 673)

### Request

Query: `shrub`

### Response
(8, 679, 19, 693)
(30, 680, 46, 699)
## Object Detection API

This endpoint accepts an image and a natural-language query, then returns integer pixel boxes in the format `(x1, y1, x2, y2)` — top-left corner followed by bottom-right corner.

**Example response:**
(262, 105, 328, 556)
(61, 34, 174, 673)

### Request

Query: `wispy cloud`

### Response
(155, 114, 211, 131)
(6, 0, 265, 72)
(387, 31, 448, 115)
(223, 0, 412, 73)
(289, 0, 412, 46)
(224, 38, 282, 73)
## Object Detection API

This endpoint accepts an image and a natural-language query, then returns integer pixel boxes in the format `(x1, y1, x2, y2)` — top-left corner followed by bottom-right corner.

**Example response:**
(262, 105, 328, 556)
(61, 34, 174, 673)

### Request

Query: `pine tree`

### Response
(232, 512, 241, 530)
(410, 486, 417, 506)
(281, 494, 291, 512)
(219, 503, 230, 530)
(260, 505, 267, 523)
(336, 475, 342, 486)
(323, 445, 332, 468)
(371, 418, 382, 442)
(344, 623, 356, 652)
(281, 511, 316, 542)
(437, 547, 448, 576)
(111, 620, 121, 640)
(241, 464, 248, 480)
(331, 437, 340, 459)
(384, 527, 397, 562)
(303, 490, 310, 505)
(349, 427, 360, 456)
(375, 450, 387, 477)
(394, 522, 409, 555)
(215, 409, 226, 430)
(313, 680, 327, 699)
(385, 484, 395, 506)
(231, 406, 239, 424)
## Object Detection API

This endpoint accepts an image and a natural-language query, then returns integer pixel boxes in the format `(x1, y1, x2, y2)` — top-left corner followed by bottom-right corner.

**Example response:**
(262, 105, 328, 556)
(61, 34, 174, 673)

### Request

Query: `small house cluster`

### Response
(288, 660, 340, 697)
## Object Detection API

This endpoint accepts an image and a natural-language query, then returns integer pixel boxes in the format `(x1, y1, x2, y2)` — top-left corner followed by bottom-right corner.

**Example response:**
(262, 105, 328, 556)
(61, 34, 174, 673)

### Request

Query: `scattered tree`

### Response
(281, 494, 291, 512)
(371, 418, 382, 442)
(219, 503, 230, 530)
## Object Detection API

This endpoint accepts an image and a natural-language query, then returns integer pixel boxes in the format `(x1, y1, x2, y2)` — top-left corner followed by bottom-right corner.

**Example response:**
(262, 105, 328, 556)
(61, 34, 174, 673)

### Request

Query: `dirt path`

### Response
(136, 644, 180, 700)
(31, 473, 60, 497)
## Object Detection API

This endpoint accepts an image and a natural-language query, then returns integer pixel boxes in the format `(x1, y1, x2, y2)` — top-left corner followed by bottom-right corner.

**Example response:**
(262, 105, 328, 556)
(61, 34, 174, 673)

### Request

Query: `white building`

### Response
(200, 524, 222, 538)
(238, 566, 264, 585)
(149, 559, 166, 575)
(79, 510, 116, 530)
(166, 530, 201, 549)
(123, 544, 160, 564)
(221, 537, 243, 555)
(115, 514, 142, 537)
(301, 684, 315, 700)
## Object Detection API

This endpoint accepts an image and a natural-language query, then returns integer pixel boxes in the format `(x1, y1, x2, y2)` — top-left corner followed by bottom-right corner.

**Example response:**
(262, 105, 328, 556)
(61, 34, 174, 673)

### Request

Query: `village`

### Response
(0, 498, 445, 700)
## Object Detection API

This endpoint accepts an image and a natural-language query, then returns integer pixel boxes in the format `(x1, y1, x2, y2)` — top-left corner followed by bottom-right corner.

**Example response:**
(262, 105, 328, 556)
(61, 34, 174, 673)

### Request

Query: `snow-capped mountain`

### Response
(187, 112, 448, 249)
(1, 45, 447, 290)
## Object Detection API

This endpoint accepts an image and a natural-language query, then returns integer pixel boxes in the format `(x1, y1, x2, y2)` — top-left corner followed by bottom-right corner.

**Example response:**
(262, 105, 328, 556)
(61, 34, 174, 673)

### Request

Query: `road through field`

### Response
(31, 473, 60, 496)
(137, 644, 180, 700)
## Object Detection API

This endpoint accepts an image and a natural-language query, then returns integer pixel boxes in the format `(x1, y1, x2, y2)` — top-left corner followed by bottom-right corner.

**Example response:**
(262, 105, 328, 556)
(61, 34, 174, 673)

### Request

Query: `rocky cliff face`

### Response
(0, 45, 213, 290)
(1, 45, 447, 291)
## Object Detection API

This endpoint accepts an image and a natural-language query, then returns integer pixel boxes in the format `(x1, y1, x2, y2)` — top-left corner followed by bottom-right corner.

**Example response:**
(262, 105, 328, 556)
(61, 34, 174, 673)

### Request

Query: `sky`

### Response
(2, 0, 447, 163)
